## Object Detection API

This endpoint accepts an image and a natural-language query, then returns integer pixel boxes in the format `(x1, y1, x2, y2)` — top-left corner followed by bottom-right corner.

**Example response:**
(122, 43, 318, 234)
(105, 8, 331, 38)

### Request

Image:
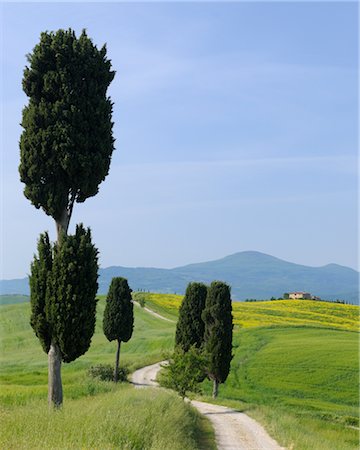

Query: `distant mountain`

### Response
(1, 251, 358, 304)
(0, 277, 31, 297)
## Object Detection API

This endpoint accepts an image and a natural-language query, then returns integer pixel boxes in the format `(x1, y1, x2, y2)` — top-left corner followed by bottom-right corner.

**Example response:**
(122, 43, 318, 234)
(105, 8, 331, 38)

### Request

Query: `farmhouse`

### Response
(283, 292, 320, 300)
(289, 292, 311, 299)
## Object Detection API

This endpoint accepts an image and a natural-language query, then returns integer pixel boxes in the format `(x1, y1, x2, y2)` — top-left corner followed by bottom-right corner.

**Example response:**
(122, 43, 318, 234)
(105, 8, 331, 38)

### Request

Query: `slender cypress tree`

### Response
(202, 281, 233, 398)
(103, 278, 134, 382)
(19, 28, 114, 407)
(175, 282, 207, 352)
(19, 29, 115, 239)
(47, 225, 99, 363)
(30, 225, 98, 406)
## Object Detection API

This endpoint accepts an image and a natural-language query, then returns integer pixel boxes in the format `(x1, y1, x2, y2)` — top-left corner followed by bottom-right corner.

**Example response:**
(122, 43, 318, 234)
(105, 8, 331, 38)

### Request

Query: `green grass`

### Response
(197, 327, 359, 449)
(0, 296, 217, 449)
(0, 296, 175, 403)
(134, 293, 360, 450)
(0, 294, 29, 306)
(0, 385, 211, 450)
(1, 292, 358, 449)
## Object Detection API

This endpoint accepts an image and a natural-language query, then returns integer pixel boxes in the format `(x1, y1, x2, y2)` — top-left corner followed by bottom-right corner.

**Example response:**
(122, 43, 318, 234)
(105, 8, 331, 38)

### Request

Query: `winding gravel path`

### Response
(131, 362, 286, 450)
(133, 301, 176, 323)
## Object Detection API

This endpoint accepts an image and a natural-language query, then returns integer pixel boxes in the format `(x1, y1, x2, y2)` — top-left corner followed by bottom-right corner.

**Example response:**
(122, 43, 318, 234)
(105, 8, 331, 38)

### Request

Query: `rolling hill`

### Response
(1, 292, 358, 449)
(1, 251, 358, 303)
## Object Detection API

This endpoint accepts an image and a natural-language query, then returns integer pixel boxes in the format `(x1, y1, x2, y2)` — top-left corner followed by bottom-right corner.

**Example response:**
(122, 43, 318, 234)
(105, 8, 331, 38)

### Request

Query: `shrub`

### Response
(160, 346, 207, 398)
(344, 416, 359, 427)
(88, 364, 129, 382)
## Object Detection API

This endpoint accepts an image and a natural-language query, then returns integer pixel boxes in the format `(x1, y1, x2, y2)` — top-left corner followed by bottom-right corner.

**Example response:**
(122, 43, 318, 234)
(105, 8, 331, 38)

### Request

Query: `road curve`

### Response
(133, 301, 176, 323)
(131, 362, 286, 450)
(131, 361, 167, 387)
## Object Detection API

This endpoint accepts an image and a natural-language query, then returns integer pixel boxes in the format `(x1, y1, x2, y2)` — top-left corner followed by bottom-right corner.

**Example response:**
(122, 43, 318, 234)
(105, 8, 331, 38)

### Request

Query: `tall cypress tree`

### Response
(103, 278, 134, 382)
(202, 281, 233, 398)
(19, 28, 114, 407)
(47, 225, 99, 363)
(175, 282, 207, 352)
(19, 29, 115, 239)
(30, 225, 98, 406)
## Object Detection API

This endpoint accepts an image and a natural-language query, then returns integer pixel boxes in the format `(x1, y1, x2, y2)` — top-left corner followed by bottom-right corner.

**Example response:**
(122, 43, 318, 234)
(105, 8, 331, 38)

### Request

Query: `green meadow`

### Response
(1, 387, 213, 450)
(1, 293, 359, 449)
(0, 294, 30, 306)
(0, 297, 175, 405)
(0, 298, 215, 449)
(136, 293, 359, 450)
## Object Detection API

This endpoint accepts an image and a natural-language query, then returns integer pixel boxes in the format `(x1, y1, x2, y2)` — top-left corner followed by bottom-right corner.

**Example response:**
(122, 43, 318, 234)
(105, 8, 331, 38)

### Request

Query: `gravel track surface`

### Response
(131, 361, 286, 450)
(133, 301, 176, 323)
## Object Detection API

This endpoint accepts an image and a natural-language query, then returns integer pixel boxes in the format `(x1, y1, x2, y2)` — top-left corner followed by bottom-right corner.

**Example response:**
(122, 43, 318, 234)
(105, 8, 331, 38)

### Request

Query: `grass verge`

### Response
(138, 293, 359, 450)
(0, 385, 209, 450)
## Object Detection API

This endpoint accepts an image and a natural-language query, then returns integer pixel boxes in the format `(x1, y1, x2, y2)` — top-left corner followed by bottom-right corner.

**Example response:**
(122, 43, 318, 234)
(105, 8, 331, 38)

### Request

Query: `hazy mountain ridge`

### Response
(1, 251, 358, 304)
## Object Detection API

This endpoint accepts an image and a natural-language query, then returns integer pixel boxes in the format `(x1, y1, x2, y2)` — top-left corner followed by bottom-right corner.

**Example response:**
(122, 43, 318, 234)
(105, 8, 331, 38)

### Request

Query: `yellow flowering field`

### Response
(133, 292, 182, 320)
(136, 292, 359, 332)
(232, 300, 359, 331)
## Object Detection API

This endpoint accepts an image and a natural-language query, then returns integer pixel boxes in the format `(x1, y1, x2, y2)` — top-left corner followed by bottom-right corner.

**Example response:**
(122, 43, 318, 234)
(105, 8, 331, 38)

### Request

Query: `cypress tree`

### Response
(175, 282, 207, 352)
(47, 225, 98, 363)
(103, 278, 134, 382)
(30, 225, 98, 406)
(19, 28, 114, 407)
(202, 281, 233, 398)
(19, 29, 115, 238)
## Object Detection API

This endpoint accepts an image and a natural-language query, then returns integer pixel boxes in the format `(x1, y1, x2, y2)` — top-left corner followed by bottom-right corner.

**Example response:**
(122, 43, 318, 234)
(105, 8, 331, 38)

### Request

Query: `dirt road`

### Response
(131, 361, 166, 387)
(131, 362, 286, 450)
(133, 301, 175, 323)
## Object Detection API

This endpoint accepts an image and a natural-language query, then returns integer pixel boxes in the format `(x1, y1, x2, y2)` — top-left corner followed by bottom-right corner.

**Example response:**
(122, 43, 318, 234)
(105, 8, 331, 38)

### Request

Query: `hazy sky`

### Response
(1, 1, 358, 279)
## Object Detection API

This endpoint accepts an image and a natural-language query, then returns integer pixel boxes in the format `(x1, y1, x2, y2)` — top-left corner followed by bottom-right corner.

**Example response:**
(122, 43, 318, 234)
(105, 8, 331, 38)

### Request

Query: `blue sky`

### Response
(1, 1, 358, 279)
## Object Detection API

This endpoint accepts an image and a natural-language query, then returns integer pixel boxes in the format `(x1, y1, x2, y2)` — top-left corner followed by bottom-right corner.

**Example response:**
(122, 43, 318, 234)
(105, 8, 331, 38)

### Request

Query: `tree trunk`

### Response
(212, 379, 219, 399)
(56, 208, 70, 243)
(49, 207, 70, 408)
(48, 342, 63, 408)
(114, 339, 121, 382)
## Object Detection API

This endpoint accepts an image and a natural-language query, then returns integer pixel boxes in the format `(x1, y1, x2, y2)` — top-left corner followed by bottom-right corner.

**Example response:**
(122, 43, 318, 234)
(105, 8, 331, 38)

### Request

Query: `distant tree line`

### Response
(245, 298, 349, 304)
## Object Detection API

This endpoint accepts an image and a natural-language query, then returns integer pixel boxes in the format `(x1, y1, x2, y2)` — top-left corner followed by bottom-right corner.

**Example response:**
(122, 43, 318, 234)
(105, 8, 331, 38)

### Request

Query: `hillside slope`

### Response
(135, 293, 359, 450)
(1, 294, 358, 450)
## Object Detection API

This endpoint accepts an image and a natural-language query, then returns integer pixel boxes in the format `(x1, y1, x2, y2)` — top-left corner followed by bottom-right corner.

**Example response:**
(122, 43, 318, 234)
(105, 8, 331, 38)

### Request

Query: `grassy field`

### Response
(1, 386, 213, 450)
(136, 293, 358, 332)
(0, 296, 175, 405)
(134, 292, 359, 450)
(0, 294, 30, 306)
(0, 297, 216, 449)
(1, 293, 358, 449)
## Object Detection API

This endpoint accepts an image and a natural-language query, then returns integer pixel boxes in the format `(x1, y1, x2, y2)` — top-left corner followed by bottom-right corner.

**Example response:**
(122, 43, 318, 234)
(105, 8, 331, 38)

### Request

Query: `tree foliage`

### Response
(202, 281, 233, 394)
(29, 224, 99, 363)
(103, 277, 134, 343)
(103, 278, 134, 382)
(160, 346, 207, 398)
(19, 29, 115, 226)
(175, 282, 207, 352)
(29, 233, 52, 354)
